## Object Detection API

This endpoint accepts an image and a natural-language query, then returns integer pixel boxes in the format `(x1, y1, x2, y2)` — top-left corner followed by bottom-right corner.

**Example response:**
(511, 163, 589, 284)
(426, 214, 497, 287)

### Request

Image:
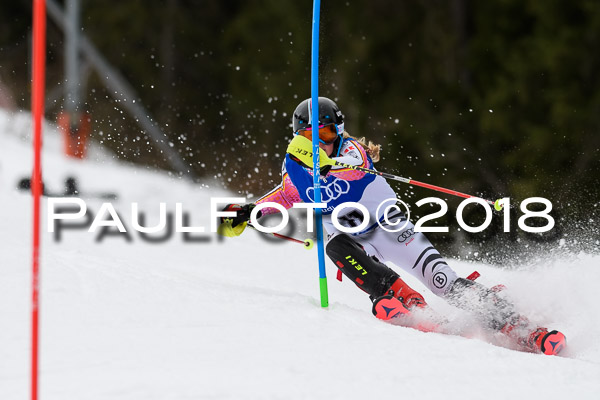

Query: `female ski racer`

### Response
(218, 97, 565, 355)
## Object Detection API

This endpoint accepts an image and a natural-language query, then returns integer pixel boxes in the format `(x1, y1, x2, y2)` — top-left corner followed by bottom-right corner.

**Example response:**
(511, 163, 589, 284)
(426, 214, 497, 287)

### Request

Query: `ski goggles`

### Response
(296, 123, 342, 144)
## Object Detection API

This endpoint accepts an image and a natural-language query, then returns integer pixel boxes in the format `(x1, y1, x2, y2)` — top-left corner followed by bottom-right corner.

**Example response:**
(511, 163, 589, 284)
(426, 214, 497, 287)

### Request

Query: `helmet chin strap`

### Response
(334, 123, 344, 157)
(334, 134, 343, 157)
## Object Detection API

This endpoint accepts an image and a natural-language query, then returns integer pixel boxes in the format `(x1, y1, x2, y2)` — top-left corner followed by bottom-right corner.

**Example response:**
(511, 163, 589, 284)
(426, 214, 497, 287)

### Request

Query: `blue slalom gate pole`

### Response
(311, 0, 329, 307)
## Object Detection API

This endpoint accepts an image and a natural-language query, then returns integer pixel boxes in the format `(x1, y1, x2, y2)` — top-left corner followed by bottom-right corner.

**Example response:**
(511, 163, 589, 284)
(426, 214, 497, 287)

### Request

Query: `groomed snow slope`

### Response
(1, 109, 599, 400)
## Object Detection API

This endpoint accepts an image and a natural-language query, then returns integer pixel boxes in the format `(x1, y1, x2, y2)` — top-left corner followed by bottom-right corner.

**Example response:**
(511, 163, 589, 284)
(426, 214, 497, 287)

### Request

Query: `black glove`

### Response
(220, 203, 262, 226)
(218, 203, 262, 237)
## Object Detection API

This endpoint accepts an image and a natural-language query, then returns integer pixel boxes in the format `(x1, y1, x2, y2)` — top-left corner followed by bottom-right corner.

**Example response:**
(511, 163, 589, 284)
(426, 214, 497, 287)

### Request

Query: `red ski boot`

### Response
(529, 328, 567, 355)
(372, 295, 411, 321)
(372, 276, 427, 319)
(501, 318, 566, 355)
(372, 277, 440, 333)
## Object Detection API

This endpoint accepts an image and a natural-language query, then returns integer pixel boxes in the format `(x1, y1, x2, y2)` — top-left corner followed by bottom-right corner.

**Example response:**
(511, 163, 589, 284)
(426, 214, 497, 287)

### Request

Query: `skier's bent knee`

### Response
(326, 233, 426, 311)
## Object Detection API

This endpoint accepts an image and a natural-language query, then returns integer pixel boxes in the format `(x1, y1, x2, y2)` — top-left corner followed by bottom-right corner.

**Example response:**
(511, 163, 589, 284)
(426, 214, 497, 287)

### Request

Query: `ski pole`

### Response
(287, 137, 504, 210)
(338, 163, 504, 210)
(287, 139, 504, 211)
(248, 224, 314, 250)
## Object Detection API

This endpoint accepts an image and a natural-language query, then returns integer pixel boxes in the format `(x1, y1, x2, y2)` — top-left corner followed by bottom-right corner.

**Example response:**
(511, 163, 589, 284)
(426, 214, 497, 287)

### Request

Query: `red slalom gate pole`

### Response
(31, 1, 47, 399)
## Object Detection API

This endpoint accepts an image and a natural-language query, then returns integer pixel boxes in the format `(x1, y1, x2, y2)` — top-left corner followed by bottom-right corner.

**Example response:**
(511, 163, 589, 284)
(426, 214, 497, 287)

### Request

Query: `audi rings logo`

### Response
(306, 178, 350, 202)
(397, 228, 415, 243)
